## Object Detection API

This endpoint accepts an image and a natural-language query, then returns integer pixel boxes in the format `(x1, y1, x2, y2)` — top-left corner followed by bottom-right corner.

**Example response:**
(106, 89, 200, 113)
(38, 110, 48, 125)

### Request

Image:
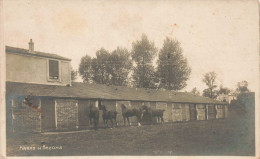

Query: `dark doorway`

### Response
(189, 104, 197, 120)
(207, 104, 216, 120)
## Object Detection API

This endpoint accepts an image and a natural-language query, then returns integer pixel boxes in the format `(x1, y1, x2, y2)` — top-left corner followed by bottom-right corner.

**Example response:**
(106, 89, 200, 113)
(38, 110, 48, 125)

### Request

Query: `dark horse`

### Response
(141, 105, 165, 124)
(89, 104, 99, 130)
(99, 104, 118, 128)
(121, 104, 142, 126)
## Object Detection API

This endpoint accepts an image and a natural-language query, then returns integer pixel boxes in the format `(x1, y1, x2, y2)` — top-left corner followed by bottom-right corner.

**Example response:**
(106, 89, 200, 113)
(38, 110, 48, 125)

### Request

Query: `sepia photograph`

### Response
(0, 0, 259, 158)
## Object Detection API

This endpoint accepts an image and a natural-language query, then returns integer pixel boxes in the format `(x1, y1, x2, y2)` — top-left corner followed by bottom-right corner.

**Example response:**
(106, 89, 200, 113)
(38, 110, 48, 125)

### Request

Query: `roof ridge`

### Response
(6, 81, 227, 104)
(6, 45, 71, 61)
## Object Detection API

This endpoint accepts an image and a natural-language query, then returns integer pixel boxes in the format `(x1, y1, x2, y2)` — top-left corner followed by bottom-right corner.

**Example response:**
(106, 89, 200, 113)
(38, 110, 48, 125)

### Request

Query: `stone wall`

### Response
(172, 103, 182, 122)
(55, 99, 78, 130)
(216, 105, 225, 119)
(196, 104, 206, 120)
(11, 96, 41, 132)
(224, 105, 228, 118)
(182, 104, 190, 121)
(166, 103, 173, 122)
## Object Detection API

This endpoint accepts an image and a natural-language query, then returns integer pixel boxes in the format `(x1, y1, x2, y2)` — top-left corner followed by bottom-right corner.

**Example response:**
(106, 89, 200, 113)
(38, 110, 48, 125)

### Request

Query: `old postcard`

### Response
(0, 0, 259, 158)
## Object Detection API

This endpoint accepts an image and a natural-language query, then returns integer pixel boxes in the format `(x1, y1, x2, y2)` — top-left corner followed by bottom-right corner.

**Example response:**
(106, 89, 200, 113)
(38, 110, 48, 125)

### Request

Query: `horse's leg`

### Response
(127, 117, 130, 126)
(123, 117, 126, 126)
(161, 116, 164, 124)
(103, 118, 106, 127)
(114, 116, 118, 127)
(94, 119, 98, 130)
(129, 117, 132, 126)
(115, 117, 118, 127)
(110, 118, 113, 128)
(106, 119, 109, 128)
(137, 117, 141, 126)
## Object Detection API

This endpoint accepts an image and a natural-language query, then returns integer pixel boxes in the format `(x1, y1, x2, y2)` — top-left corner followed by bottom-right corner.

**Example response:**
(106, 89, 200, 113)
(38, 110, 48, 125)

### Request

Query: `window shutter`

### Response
(49, 60, 59, 79)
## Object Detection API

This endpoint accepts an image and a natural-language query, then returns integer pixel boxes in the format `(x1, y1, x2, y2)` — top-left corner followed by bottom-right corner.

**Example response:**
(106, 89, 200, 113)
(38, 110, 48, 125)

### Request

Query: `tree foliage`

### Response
(79, 34, 193, 90)
(236, 81, 250, 94)
(131, 34, 157, 88)
(217, 85, 231, 95)
(78, 48, 132, 86)
(71, 67, 78, 82)
(190, 87, 200, 96)
(202, 71, 218, 99)
(91, 48, 111, 84)
(79, 54, 92, 83)
(107, 47, 132, 86)
(156, 37, 191, 90)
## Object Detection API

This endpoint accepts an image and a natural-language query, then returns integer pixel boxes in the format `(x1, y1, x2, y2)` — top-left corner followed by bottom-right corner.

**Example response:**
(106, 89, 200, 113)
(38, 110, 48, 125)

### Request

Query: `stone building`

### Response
(6, 40, 228, 133)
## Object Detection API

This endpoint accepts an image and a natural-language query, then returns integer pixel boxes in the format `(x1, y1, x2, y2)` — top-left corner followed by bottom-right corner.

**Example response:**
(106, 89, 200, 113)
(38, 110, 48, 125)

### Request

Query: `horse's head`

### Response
(140, 105, 147, 119)
(141, 105, 148, 113)
(100, 105, 107, 111)
(23, 96, 32, 105)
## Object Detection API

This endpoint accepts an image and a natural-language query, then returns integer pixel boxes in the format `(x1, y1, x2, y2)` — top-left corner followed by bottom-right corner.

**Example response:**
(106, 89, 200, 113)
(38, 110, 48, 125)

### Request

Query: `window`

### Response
(49, 60, 59, 79)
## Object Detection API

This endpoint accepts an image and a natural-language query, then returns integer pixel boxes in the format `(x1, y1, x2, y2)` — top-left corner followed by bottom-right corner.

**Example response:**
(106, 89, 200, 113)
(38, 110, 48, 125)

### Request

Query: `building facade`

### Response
(6, 39, 71, 86)
(6, 40, 228, 133)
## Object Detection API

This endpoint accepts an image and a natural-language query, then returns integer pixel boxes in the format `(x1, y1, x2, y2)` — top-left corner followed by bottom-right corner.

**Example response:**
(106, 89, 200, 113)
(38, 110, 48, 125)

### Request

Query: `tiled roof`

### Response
(6, 82, 227, 105)
(6, 46, 71, 61)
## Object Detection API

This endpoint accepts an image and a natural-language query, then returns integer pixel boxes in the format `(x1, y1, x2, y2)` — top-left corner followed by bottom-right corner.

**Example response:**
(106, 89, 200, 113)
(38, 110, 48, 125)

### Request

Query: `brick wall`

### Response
(55, 99, 78, 130)
(216, 105, 225, 119)
(172, 103, 182, 122)
(12, 96, 41, 132)
(196, 104, 206, 120)
(182, 104, 190, 121)
(224, 105, 228, 118)
(166, 103, 173, 122)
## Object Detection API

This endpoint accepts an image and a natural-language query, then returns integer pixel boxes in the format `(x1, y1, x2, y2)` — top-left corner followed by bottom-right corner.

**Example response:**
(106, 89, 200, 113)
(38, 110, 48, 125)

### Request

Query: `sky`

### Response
(3, 0, 259, 93)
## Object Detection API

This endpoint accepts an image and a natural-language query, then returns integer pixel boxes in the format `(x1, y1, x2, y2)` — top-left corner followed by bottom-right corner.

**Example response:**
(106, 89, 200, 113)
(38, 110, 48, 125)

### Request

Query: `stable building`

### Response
(6, 40, 228, 133)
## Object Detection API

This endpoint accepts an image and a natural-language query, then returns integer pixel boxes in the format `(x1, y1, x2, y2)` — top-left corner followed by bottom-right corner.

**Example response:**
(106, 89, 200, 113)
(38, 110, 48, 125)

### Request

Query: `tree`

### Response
(131, 34, 157, 88)
(71, 67, 78, 82)
(107, 47, 132, 86)
(156, 37, 191, 90)
(236, 81, 250, 94)
(202, 71, 218, 99)
(79, 47, 133, 86)
(79, 54, 92, 83)
(217, 85, 231, 95)
(91, 48, 110, 84)
(190, 87, 200, 96)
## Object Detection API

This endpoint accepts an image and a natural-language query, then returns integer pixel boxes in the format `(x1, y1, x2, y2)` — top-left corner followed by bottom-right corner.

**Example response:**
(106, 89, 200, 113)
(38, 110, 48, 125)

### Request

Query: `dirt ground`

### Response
(6, 109, 255, 156)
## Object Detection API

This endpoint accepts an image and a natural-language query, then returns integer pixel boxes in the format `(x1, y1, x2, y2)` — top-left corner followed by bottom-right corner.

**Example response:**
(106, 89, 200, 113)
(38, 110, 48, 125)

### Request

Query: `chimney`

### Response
(28, 39, 34, 53)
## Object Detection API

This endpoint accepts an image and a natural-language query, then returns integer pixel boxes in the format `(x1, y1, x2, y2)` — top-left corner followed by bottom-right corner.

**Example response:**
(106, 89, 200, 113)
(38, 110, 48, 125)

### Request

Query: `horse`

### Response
(121, 104, 142, 126)
(99, 104, 118, 128)
(141, 105, 165, 124)
(23, 96, 42, 113)
(89, 104, 99, 130)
